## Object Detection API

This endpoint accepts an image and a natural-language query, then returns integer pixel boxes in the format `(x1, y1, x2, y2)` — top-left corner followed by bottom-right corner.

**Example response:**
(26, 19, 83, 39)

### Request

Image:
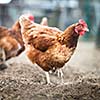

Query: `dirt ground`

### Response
(0, 42, 100, 100)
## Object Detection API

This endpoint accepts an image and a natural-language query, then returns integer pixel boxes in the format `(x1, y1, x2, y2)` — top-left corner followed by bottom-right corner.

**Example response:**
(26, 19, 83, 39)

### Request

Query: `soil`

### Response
(0, 42, 100, 100)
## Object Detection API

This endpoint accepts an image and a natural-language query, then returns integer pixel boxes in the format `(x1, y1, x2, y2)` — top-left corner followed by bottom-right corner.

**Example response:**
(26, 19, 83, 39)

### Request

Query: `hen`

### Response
(19, 15, 89, 84)
(0, 14, 34, 70)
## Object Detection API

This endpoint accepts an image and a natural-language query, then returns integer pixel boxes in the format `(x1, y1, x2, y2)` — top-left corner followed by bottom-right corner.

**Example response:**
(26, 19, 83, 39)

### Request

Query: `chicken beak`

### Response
(83, 27, 89, 32)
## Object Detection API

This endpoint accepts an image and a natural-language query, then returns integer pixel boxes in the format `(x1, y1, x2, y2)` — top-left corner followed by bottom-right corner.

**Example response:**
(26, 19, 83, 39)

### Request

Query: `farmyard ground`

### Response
(0, 42, 100, 100)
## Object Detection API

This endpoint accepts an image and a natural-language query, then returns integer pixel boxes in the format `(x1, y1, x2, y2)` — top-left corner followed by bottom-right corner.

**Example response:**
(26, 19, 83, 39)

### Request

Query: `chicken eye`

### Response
(78, 25, 83, 31)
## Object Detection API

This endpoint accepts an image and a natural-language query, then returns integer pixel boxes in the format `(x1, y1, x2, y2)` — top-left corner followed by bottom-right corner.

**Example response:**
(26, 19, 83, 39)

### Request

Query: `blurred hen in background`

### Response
(0, 14, 34, 70)
(0, 20, 24, 70)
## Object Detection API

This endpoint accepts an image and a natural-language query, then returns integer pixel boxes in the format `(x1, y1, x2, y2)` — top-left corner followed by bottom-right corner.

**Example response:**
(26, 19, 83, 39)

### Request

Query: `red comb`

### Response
(79, 19, 87, 27)
(28, 15, 34, 21)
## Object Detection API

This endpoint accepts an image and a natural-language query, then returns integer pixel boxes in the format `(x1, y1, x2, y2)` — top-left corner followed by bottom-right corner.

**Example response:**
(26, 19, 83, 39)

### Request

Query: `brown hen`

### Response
(19, 15, 89, 84)
(0, 14, 34, 69)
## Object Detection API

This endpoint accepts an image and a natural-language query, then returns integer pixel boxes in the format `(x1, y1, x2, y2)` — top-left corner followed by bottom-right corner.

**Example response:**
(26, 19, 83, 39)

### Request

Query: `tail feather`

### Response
(19, 15, 32, 33)
(40, 17, 48, 26)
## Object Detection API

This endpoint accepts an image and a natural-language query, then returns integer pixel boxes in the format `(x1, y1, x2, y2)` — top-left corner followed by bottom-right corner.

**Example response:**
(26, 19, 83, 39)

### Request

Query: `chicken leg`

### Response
(0, 48, 8, 70)
(2, 48, 6, 61)
(57, 69, 64, 84)
(45, 72, 51, 84)
(45, 69, 64, 84)
(0, 48, 5, 63)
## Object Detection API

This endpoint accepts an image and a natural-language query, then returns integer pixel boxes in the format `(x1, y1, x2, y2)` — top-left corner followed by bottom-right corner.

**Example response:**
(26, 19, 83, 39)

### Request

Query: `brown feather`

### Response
(19, 16, 81, 72)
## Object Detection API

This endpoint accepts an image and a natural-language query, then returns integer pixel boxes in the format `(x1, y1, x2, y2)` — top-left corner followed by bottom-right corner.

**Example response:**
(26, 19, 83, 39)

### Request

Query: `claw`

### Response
(0, 63, 7, 70)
